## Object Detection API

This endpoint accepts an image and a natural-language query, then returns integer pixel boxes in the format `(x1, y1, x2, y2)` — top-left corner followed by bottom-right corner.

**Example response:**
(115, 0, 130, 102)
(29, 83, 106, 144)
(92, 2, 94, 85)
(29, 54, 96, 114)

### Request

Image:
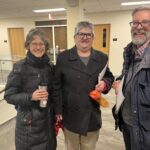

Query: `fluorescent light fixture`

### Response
(121, 1, 150, 6)
(33, 8, 66, 13)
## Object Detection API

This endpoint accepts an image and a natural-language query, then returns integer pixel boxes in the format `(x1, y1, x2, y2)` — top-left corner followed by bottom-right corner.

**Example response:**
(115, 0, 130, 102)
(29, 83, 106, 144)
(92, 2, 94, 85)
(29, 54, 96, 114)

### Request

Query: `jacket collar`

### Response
(68, 46, 104, 76)
(69, 46, 101, 62)
(126, 42, 150, 76)
(140, 44, 150, 68)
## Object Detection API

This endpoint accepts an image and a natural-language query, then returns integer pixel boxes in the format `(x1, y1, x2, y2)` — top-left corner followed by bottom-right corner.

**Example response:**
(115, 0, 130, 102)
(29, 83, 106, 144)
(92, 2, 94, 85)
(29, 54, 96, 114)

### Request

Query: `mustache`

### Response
(81, 39, 89, 42)
(132, 30, 146, 35)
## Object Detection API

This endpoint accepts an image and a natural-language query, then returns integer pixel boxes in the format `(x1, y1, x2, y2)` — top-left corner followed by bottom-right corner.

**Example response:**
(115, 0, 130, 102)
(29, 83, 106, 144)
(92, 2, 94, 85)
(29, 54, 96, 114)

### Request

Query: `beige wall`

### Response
(0, 18, 34, 60)
(0, 15, 65, 60)
(85, 10, 132, 75)
(0, 10, 133, 76)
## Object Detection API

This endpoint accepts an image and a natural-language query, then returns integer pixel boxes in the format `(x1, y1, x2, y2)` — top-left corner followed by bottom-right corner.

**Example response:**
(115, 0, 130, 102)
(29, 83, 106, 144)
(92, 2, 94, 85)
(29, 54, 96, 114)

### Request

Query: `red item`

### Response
(55, 122, 64, 136)
(89, 89, 101, 101)
(89, 89, 109, 107)
(102, 81, 107, 92)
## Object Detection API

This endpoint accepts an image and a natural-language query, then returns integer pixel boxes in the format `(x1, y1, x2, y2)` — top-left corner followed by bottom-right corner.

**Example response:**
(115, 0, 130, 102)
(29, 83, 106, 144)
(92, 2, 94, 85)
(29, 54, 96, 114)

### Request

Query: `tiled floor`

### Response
(0, 100, 17, 125)
(0, 89, 125, 150)
(0, 70, 10, 84)
(0, 86, 17, 125)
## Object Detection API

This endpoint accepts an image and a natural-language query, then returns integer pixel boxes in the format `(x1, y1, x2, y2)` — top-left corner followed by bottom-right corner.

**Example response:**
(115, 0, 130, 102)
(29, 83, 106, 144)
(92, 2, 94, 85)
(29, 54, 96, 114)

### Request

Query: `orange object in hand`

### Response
(99, 96, 109, 107)
(89, 89, 109, 107)
(89, 90, 101, 101)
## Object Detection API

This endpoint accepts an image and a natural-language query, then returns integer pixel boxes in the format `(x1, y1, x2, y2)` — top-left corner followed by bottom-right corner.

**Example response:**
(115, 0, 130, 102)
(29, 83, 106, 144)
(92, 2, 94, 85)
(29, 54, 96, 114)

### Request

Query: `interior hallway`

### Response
(0, 89, 125, 150)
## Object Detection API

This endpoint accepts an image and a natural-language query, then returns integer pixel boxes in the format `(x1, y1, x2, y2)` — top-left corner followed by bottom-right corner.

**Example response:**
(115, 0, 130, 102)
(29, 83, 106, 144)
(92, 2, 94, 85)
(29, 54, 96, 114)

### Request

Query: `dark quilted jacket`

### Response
(4, 58, 56, 150)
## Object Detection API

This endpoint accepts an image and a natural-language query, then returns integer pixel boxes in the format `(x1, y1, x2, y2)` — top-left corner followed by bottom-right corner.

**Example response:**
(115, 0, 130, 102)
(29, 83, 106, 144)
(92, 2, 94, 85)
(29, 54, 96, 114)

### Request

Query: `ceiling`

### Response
(0, 0, 149, 19)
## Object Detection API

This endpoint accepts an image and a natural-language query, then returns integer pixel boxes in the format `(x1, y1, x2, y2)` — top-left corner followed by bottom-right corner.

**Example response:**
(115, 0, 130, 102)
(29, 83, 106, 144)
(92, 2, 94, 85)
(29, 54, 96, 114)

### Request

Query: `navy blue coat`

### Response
(128, 45, 150, 150)
(114, 44, 150, 150)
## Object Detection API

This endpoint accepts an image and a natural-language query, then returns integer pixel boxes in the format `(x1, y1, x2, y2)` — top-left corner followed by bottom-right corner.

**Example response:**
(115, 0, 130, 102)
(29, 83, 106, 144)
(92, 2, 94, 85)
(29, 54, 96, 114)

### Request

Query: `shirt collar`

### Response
(134, 40, 150, 58)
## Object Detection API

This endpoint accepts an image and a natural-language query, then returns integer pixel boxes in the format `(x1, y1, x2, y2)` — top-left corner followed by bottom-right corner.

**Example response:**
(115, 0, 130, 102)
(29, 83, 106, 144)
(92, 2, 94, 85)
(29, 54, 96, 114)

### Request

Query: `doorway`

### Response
(37, 25, 67, 64)
(93, 24, 110, 55)
(8, 28, 25, 62)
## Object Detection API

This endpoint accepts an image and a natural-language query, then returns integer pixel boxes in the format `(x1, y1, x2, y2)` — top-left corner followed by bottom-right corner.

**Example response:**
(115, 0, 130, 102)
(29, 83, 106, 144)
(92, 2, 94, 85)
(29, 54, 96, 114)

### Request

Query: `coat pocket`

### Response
(17, 110, 32, 126)
(141, 121, 150, 131)
(139, 82, 150, 106)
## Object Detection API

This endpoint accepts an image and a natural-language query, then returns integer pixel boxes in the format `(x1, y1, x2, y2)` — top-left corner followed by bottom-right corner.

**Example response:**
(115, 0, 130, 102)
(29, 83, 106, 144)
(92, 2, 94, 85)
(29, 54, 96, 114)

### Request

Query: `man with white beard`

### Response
(113, 6, 150, 150)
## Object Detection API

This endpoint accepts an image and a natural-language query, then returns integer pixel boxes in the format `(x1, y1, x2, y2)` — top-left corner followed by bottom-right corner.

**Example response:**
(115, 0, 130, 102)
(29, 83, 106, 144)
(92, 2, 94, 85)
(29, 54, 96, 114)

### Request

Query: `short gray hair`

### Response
(25, 28, 49, 51)
(132, 6, 150, 16)
(74, 21, 94, 35)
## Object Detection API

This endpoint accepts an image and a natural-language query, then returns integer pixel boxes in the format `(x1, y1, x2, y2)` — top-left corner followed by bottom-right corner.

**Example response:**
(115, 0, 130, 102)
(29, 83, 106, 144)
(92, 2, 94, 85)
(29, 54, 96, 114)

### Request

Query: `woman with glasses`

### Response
(53, 21, 114, 150)
(4, 28, 56, 150)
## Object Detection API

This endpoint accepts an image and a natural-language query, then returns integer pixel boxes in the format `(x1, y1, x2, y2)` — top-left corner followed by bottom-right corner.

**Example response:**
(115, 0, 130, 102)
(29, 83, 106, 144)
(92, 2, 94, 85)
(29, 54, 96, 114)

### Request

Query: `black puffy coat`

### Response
(4, 56, 56, 150)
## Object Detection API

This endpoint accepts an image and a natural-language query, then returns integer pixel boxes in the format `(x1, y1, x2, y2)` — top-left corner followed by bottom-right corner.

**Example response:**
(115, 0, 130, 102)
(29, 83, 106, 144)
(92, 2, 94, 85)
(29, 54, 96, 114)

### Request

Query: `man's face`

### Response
(131, 10, 150, 46)
(74, 27, 94, 52)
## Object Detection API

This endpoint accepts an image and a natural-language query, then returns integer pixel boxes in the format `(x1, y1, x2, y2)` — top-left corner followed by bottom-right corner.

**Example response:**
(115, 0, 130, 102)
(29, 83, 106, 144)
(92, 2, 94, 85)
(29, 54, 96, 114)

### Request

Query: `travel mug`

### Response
(38, 83, 48, 108)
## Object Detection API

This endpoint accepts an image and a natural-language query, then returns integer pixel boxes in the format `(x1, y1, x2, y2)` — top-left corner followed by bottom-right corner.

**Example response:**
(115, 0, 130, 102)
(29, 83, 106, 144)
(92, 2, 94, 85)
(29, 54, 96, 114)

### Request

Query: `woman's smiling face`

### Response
(29, 35, 46, 58)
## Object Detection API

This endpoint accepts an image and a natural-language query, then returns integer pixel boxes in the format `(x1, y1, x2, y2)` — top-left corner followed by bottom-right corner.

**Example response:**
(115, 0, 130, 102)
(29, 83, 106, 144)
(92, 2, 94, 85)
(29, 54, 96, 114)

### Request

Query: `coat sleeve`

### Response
(102, 66, 114, 94)
(4, 63, 32, 107)
(52, 55, 63, 115)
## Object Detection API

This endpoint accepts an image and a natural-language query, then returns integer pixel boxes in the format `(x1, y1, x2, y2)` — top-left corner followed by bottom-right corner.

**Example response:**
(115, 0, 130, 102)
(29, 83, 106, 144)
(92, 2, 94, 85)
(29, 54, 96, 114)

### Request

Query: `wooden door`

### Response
(8, 28, 25, 61)
(54, 26, 67, 50)
(93, 24, 110, 55)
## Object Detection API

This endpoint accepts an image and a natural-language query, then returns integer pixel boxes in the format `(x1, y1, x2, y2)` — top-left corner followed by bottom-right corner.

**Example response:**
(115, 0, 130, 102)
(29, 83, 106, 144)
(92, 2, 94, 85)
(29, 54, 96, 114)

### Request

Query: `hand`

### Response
(55, 114, 63, 123)
(95, 80, 106, 92)
(112, 80, 121, 94)
(31, 89, 48, 101)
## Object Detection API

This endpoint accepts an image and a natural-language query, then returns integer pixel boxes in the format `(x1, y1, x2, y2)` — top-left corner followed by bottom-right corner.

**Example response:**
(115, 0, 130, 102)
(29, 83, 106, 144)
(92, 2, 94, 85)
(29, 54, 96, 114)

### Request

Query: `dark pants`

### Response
(121, 121, 135, 150)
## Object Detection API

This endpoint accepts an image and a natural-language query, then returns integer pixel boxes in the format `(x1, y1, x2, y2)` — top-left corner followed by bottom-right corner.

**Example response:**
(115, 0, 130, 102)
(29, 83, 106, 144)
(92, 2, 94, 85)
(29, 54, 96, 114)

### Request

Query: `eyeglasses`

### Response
(76, 32, 94, 39)
(129, 20, 150, 28)
(30, 42, 45, 47)
(31, 42, 45, 47)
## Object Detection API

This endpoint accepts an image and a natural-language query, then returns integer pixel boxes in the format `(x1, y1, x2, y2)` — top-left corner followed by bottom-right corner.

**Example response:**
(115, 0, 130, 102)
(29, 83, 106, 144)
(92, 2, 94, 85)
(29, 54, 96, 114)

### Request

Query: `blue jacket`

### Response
(115, 43, 150, 150)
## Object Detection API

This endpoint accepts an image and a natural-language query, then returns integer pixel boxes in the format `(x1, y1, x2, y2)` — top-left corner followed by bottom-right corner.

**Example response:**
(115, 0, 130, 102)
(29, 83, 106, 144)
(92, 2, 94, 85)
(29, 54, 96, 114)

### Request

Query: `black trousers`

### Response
(121, 121, 136, 150)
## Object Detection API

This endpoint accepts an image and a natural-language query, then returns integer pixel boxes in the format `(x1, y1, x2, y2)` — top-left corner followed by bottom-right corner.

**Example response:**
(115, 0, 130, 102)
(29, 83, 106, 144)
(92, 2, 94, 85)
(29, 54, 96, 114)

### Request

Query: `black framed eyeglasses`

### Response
(129, 20, 150, 28)
(76, 32, 94, 39)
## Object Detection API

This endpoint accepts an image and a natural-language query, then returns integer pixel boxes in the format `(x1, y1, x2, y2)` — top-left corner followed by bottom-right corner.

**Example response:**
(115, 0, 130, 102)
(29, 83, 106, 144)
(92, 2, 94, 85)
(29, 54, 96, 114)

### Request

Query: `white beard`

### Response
(131, 30, 150, 46)
(132, 36, 147, 45)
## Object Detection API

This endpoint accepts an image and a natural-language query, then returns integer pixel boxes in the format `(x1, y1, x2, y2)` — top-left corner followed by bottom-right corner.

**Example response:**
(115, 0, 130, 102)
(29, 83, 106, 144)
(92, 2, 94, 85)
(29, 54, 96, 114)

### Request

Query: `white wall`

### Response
(85, 10, 132, 76)
(0, 15, 65, 60)
(0, 10, 133, 75)
(0, 18, 33, 60)
(0, 15, 65, 70)
(0, 18, 35, 70)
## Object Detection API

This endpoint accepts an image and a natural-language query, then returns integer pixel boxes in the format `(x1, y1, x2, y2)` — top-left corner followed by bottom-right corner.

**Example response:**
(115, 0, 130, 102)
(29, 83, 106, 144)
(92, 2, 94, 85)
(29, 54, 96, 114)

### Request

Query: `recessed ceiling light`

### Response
(121, 1, 150, 6)
(33, 8, 66, 13)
